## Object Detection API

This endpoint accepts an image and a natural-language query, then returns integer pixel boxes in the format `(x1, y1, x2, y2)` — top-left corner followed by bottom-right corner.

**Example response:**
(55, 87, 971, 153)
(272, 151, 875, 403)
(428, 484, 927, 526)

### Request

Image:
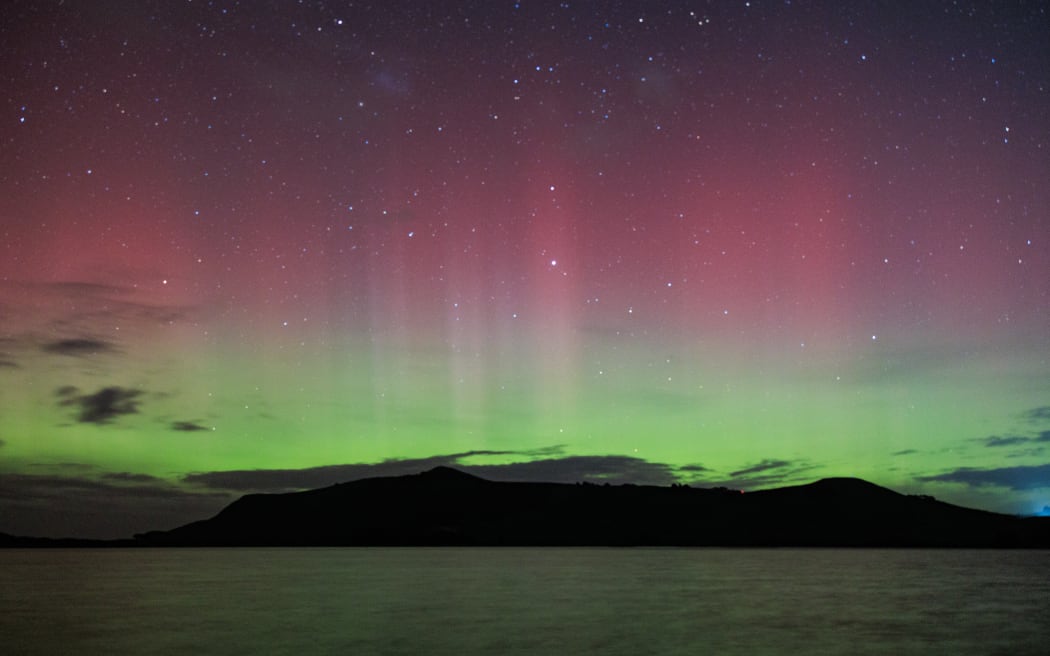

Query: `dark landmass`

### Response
(143, 467, 1050, 547)
(5, 467, 1049, 547)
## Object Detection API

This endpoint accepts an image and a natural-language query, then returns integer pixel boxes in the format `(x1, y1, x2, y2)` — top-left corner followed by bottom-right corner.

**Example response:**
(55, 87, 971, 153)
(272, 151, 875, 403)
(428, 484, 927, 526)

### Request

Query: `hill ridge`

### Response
(127, 468, 1050, 548)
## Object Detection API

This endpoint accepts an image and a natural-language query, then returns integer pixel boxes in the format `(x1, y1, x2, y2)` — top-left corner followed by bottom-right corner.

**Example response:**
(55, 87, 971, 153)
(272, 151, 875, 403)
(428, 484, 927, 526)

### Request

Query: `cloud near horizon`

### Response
(171, 420, 210, 432)
(684, 458, 820, 490)
(916, 464, 1050, 491)
(180, 449, 683, 492)
(180, 451, 816, 494)
(0, 469, 231, 539)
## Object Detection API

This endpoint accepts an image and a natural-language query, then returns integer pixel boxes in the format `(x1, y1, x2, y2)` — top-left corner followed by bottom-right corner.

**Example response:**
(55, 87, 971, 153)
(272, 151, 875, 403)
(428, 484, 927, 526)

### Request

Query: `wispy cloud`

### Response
(182, 449, 691, 493)
(42, 338, 115, 357)
(171, 420, 210, 432)
(102, 472, 166, 483)
(916, 464, 1050, 491)
(466, 455, 679, 486)
(0, 470, 229, 539)
(687, 458, 820, 490)
(981, 435, 1033, 448)
(730, 459, 792, 477)
(1025, 406, 1050, 423)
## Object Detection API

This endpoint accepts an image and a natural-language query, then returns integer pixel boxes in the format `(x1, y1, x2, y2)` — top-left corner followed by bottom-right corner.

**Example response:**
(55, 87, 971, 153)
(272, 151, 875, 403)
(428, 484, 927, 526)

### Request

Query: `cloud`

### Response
(102, 472, 166, 483)
(182, 450, 820, 496)
(182, 450, 524, 491)
(466, 455, 679, 486)
(171, 420, 210, 432)
(183, 450, 684, 492)
(975, 430, 1050, 449)
(982, 435, 1032, 448)
(891, 449, 918, 456)
(916, 464, 1050, 491)
(687, 458, 820, 490)
(0, 358, 18, 368)
(42, 338, 114, 356)
(0, 470, 230, 539)
(59, 386, 143, 424)
(678, 464, 709, 472)
(0, 439, 5, 448)
(730, 459, 792, 477)
(1025, 407, 1050, 423)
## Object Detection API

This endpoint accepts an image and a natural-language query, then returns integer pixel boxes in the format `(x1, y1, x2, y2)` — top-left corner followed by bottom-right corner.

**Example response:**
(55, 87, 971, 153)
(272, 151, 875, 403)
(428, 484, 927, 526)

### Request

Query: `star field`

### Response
(1, 1, 1048, 537)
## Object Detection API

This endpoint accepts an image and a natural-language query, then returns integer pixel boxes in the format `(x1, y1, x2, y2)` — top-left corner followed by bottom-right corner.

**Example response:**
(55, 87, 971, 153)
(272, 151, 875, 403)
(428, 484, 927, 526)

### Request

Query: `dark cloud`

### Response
(687, 459, 820, 490)
(892, 449, 918, 456)
(0, 471, 229, 539)
(916, 464, 1050, 491)
(183, 449, 683, 492)
(982, 435, 1032, 448)
(59, 386, 143, 424)
(1025, 407, 1050, 423)
(42, 338, 114, 356)
(0, 439, 5, 448)
(678, 464, 709, 472)
(102, 472, 165, 483)
(171, 420, 210, 432)
(182, 450, 529, 491)
(975, 430, 1050, 449)
(466, 456, 679, 486)
(730, 459, 792, 477)
(0, 358, 18, 368)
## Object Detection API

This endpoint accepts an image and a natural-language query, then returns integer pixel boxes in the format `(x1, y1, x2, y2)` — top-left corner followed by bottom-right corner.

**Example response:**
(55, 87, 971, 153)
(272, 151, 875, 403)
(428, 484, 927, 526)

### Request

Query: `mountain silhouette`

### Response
(128, 468, 1050, 547)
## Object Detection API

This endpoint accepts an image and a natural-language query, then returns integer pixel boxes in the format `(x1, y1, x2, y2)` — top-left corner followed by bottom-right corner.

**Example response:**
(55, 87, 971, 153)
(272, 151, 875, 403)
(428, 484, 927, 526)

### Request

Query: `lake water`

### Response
(1, 548, 1047, 655)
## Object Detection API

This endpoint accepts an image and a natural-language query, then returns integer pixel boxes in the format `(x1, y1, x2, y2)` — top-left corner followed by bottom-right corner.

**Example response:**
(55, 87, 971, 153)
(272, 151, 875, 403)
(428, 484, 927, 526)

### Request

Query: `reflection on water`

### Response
(2, 548, 1048, 655)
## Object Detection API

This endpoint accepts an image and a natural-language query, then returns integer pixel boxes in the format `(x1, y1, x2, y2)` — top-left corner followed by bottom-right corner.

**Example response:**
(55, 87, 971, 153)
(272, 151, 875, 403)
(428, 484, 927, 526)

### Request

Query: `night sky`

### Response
(1, 0, 1048, 538)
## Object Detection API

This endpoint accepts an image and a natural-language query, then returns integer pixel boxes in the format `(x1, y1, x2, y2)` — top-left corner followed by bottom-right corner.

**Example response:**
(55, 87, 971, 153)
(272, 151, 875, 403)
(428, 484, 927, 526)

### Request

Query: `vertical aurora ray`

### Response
(0, 0, 1048, 537)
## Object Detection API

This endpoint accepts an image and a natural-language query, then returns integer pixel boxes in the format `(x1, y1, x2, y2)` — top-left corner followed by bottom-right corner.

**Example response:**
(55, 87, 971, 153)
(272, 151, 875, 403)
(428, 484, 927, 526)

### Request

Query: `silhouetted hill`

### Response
(133, 469, 1050, 547)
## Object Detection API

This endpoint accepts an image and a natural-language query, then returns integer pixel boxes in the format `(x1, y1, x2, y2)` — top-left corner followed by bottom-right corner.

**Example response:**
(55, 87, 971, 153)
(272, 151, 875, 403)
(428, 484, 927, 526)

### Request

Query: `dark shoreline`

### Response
(6, 468, 1050, 548)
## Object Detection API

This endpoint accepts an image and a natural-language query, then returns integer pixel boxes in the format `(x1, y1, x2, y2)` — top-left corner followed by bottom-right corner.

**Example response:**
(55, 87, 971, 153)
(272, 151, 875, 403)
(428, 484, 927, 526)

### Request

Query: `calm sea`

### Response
(1, 548, 1047, 655)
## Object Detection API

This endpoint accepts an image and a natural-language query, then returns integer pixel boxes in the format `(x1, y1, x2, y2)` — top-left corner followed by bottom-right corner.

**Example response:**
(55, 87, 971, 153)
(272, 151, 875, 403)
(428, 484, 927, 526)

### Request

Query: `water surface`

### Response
(2, 548, 1046, 655)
